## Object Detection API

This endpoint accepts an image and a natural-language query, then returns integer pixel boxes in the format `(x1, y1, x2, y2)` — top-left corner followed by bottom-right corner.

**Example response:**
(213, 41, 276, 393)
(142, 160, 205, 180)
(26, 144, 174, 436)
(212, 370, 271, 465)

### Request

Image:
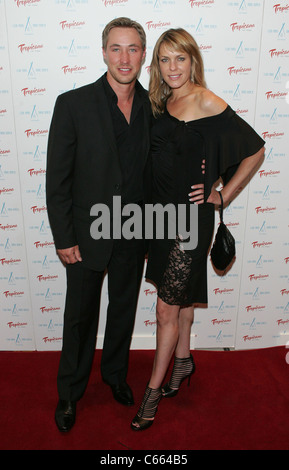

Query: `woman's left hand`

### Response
(188, 159, 206, 204)
(189, 183, 205, 204)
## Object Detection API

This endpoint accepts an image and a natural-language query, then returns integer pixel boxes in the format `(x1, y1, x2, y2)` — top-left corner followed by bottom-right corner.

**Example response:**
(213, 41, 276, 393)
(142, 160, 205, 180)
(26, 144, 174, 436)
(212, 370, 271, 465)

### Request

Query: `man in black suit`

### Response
(46, 17, 151, 432)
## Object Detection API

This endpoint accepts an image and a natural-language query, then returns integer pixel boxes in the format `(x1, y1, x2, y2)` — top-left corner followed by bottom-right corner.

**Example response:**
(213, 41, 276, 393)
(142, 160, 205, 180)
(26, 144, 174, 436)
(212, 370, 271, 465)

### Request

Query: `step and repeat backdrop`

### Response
(0, 0, 288, 351)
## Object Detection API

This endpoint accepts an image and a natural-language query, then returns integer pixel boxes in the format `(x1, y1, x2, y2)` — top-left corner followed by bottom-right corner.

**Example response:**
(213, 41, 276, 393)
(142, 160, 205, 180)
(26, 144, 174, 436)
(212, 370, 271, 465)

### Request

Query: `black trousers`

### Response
(57, 237, 145, 402)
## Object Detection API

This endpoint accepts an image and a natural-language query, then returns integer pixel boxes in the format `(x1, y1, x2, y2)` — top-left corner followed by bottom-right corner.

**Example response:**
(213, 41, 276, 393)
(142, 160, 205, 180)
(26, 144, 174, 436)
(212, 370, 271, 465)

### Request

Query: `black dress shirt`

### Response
(103, 74, 145, 205)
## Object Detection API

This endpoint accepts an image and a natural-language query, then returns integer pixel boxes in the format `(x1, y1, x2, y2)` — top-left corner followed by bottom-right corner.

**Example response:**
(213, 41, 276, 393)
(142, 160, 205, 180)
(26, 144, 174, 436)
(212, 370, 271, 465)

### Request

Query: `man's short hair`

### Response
(102, 17, 146, 51)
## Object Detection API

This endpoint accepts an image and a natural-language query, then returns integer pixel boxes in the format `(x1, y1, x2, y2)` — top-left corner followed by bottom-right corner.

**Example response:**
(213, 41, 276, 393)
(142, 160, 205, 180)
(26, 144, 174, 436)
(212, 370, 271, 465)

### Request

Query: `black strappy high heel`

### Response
(162, 354, 195, 398)
(131, 385, 162, 431)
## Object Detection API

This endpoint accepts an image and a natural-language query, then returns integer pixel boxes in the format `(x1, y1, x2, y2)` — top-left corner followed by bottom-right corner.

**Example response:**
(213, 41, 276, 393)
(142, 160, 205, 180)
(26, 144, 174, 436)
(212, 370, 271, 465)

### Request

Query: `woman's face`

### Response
(158, 43, 192, 90)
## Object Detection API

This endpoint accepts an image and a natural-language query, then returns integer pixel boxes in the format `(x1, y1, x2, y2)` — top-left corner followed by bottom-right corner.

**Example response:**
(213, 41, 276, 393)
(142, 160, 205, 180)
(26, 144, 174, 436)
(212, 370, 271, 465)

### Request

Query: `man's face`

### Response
(103, 27, 146, 86)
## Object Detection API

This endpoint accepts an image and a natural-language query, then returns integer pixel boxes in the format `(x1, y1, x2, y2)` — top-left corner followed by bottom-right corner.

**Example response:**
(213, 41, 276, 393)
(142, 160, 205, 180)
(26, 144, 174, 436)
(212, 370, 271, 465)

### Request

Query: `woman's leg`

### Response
(162, 305, 195, 396)
(175, 305, 194, 358)
(136, 302, 194, 394)
(131, 297, 180, 430)
(148, 297, 180, 389)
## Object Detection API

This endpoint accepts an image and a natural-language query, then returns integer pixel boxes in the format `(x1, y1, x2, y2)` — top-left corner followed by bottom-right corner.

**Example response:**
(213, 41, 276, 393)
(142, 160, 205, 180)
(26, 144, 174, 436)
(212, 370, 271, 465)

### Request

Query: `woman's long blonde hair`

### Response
(149, 28, 206, 117)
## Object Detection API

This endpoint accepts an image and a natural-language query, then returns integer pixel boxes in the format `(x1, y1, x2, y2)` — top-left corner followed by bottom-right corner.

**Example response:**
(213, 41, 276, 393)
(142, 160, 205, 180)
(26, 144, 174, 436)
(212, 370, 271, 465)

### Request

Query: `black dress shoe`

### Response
(110, 382, 134, 406)
(55, 400, 76, 432)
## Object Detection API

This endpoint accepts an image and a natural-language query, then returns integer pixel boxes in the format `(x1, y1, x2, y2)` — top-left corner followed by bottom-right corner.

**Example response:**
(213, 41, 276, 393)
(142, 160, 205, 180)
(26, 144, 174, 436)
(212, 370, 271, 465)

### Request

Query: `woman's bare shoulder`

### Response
(198, 89, 227, 117)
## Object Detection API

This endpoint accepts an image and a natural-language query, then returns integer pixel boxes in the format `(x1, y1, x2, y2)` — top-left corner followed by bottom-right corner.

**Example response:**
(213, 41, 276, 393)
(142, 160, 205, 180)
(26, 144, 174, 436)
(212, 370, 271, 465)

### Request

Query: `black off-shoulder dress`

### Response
(145, 106, 265, 306)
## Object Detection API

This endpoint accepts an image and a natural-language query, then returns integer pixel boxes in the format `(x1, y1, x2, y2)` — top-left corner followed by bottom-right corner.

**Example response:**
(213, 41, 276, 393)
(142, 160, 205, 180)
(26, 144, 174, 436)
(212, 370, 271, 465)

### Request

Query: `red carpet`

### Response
(1, 347, 289, 450)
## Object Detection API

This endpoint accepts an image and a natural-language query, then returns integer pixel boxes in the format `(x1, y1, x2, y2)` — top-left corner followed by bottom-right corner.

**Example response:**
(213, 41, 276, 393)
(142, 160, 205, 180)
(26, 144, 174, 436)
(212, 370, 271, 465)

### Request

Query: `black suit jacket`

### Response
(46, 75, 152, 271)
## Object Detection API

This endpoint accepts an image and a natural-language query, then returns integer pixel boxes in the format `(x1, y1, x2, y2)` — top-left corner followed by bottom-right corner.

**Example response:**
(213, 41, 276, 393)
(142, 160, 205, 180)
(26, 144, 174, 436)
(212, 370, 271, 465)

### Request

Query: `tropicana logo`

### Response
(269, 48, 289, 58)
(273, 3, 289, 14)
(61, 65, 87, 74)
(30, 205, 47, 214)
(37, 275, 58, 282)
(230, 22, 255, 32)
(0, 258, 21, 265)
(258, 169, 280, 178)
(262, 131, 284, 139)
(0, 223, 18, 231)
(227, 66, 252, 76)
(14, 0, 41, 6)
(7, 322, 28, 328)
(145, 21, 171, 30)
(21, 87, 46, 97)
(3, 291, 24, 298)
(248, 274, 269, 281)
(211, 319, 231, 325)
(27, 168, 46, 176)
(25, 129, 48, 138)
(277, 319, 289, 326)
(189, 0, 215, 6)
(102, 0, 128, 6)
(43, 337, 62, 344)
(251, 241, 272, 248)
(265, 90, 288, 100)
(59, 20, 85, 30)
(34, 241, 54, 248)
(255, 206, 276, 214)
(243, 335, 262, 342)
(0, 187, 14, 196)
(213, 288, 234, 295)
(40, 306, 61, 313)
(246, 305, 265, 312)
(18, 43, 43, 53)
(144, 288, 157, 296)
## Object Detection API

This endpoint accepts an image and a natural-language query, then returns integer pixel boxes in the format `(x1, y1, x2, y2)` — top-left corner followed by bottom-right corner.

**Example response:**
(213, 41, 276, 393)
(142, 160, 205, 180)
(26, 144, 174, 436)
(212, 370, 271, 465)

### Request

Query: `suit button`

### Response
(115, 184, 121, 190)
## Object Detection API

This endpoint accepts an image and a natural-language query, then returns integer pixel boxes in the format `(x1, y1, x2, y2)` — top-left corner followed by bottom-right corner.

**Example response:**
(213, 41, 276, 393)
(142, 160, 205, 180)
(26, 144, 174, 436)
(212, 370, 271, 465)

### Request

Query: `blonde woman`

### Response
(131, 28, 265, 431)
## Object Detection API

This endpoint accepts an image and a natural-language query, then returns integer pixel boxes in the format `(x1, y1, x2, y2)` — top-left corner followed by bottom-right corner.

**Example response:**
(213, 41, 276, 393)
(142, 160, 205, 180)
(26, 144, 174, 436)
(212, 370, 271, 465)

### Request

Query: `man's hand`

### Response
(57, 245, 82, 265)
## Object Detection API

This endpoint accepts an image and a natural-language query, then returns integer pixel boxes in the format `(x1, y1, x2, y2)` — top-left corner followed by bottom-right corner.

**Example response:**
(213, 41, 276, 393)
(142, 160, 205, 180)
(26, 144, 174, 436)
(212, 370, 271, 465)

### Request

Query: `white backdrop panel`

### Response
(0, 0, 288, 351)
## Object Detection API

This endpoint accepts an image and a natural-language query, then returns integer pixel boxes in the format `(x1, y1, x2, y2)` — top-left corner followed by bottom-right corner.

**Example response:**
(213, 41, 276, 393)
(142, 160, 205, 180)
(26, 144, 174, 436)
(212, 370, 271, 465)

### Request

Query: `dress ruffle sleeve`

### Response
(203, 106, 265, 200)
